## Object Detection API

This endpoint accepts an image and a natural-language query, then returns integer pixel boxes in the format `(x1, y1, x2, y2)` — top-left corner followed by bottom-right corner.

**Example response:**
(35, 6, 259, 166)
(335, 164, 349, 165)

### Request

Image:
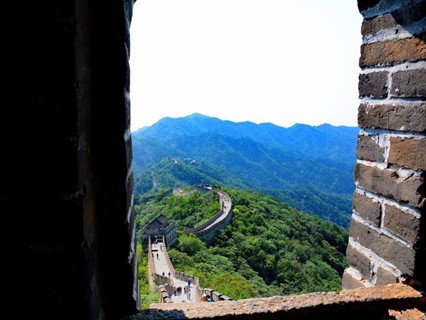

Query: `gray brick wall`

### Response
(343, 0, 426, 290)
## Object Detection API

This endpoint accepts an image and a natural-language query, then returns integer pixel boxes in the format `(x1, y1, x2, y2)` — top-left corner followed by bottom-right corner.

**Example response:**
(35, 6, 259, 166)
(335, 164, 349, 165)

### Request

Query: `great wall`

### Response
(175, 184, 233, 243)
(4, 0, 425, 318)
(147, 184, 234, 304)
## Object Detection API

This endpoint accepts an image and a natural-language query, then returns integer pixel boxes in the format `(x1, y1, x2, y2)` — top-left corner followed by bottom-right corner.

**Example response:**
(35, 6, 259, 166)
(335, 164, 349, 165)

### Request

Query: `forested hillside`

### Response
(134, 158, 249, 196)
(132, 114, 357, 227)
(135, 157, 352, 227)
(135, 189, 348, 299)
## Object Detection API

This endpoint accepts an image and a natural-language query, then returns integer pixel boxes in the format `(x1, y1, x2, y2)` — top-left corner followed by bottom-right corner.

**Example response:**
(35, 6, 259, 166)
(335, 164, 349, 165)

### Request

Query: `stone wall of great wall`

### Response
(189, 209, 233, 244)
(342, 0, 426, 291)
(147, 185, 234, 304)
(184, 185, 233, 244)
(128, 283, 425, 319)
(147, 236, 232, 304)
(147, 237, 156, 291)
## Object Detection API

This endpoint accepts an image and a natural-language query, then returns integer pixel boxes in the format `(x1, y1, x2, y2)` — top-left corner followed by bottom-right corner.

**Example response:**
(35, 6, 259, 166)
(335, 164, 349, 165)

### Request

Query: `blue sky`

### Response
(130, 0, 362, 130)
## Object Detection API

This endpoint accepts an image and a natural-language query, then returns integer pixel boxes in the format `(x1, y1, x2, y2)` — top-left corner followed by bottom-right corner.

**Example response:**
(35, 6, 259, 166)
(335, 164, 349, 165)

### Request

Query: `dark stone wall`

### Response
(1, 1, 137, 319)
(87, 0, 137, 318)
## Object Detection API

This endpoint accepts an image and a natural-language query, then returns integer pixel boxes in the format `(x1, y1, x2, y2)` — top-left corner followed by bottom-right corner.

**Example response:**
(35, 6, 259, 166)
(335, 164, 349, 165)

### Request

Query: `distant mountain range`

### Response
(132, 114, 358, 227)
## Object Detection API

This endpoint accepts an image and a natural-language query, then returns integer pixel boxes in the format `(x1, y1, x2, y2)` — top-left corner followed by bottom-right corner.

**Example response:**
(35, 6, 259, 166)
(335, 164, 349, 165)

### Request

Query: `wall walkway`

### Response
(148, 238, 233, 305)
(184, 185, 233, 243)
(148, 237, 199, 303)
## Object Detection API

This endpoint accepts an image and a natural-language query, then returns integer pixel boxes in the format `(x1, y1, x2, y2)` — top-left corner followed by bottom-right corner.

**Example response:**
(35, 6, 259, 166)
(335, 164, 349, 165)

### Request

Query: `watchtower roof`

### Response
(146, 213, 172, 227)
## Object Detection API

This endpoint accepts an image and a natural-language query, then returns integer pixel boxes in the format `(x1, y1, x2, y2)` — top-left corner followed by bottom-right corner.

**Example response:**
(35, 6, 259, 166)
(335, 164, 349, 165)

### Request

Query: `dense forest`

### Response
(135, 157, 352, 227)
(135, 188, 348, 300)
(132, 114, 358, 227)
(135, 189, 220, 238)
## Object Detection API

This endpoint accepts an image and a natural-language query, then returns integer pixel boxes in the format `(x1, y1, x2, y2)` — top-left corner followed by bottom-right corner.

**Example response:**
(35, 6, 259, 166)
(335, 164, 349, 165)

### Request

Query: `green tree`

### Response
(176, 234, 206, 256)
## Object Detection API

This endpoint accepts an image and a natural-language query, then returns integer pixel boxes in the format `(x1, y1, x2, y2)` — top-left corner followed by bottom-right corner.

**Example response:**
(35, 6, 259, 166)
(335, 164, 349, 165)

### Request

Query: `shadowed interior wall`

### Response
(1, 1, 137, 319)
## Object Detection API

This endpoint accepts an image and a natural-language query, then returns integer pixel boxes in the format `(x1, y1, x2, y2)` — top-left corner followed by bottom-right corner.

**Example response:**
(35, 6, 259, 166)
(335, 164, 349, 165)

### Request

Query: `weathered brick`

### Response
(391, 69, 426, 99)
(388, 308, 426, 320)
(342, 268, 366, 290)
(362, 14, 396, 36)
(384, 204, 420, 244)
(360, 34, 426, 67)
(151, 284, 426, 318)
(390, 2, 426, 28)
(359, 72, 388, 98)
(361, 2, 426, 36)
(358, 103, 426, 132)
(389, 137, 426, 170)
(349, 218, 415, 274)
(346, 244, 372, 279)
(376, 266, 399, 285)
(357, 135, 385, 163)
(355, 163, 425, 208)
(353, 192, 382, 226)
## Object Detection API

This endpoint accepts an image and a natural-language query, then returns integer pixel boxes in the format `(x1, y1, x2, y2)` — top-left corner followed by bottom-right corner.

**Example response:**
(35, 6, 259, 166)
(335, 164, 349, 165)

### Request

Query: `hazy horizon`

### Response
(130, 0, 362, 131)
(132, 112, 358, 132)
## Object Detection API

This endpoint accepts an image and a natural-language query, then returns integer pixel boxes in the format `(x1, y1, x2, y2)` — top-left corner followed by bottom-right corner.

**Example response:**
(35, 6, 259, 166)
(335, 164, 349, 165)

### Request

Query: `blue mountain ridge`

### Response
(132, 114, 358, 227)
